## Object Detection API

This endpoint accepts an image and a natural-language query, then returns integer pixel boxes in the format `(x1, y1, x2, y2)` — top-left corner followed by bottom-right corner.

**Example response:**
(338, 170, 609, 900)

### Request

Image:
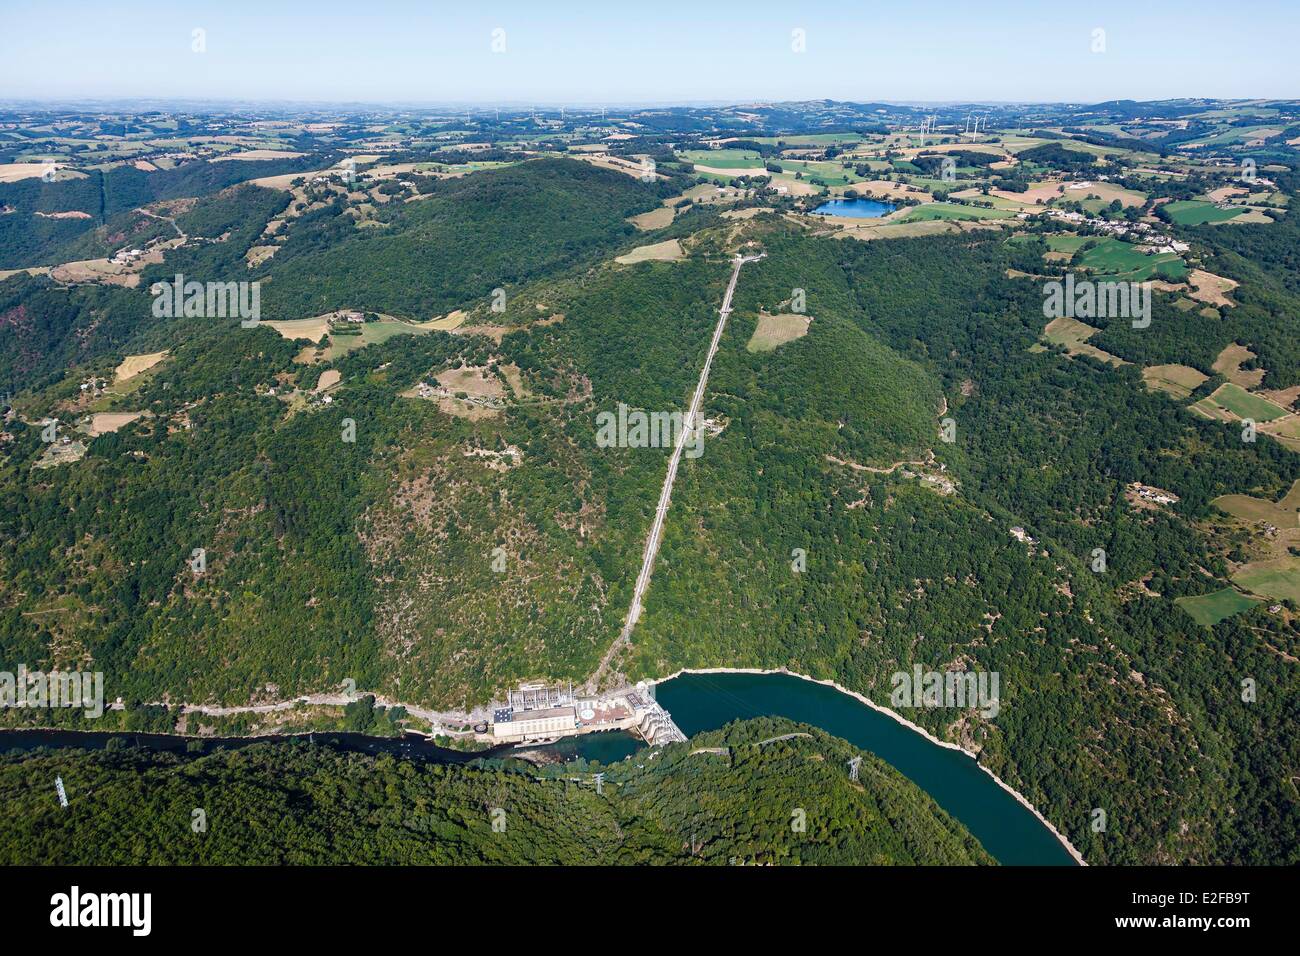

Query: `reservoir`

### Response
(652, 671, 1078, 866)
(0, 670, 1080, 866)
(810, 197, 895, 218)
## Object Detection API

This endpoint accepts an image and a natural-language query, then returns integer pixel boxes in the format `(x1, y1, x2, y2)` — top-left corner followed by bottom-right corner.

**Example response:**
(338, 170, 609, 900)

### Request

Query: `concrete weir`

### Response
(635, 696, 687, 745)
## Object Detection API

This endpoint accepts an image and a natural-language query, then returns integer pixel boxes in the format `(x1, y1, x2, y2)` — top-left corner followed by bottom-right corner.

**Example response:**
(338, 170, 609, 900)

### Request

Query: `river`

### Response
(1, 670, 1079, 865)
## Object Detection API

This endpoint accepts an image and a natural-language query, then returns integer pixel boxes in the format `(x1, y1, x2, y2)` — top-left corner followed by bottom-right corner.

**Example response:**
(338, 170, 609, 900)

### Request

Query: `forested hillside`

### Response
(2, 146, 1297, 867)
(0, 718, 993, 865)
(630, 224, 1300, 865)
(254, 159, 671, 320)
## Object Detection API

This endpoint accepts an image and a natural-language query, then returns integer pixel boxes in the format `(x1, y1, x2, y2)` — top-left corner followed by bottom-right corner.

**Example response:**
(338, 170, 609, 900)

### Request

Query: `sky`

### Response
(1, 0, 1297, 106)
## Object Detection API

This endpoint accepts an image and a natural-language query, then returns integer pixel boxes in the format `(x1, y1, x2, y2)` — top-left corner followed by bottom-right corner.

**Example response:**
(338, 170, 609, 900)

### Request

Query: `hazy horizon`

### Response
(2, 0, 1296, 104)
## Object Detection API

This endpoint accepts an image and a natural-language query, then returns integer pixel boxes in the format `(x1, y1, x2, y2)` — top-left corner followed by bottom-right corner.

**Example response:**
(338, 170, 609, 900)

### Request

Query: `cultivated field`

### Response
(1164, 200, 1246, 225)
(114, 350, 168, 383)
(616, 239, 684, 264)
(1142, 364, 1208, 399)
(1041, 316, 1128, 366)
(899, 203, 1011, 223)
(266, 316, 334, 343)
(1212, 343, 1265, 388)
(1175, 588, 1260, 626)
(84, 412, 145, 436)
(1233, 559, 1300, 603)
(628, 207, 675, 230)
(1186, 269, 1238, 307)
(747, 312, 810, 352)
(1196, 383, 1288, 422)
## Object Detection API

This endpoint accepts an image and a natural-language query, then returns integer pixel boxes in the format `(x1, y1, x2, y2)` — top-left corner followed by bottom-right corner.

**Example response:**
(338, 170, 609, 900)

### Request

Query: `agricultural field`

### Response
(615, 239, 685, 264)
(1211, 343, 1264, 388)
(628, 206, 675, 230)
(1163, 200, 1248, 225)
(1195, 383, 1289, 422)
(1040, 316, 1128, 366)
(1057, 236, 1187, 282)
(1233, 559, 1300, 603)
(1175, 588, 1261, 626)
(1213, 480, 1300, 526)
(1142, 364, 1208, 399)
(114, 350, 168, 383)
(899, 202, 1012, 223)
(747, 312, 811, 352)
(679, 148, 766, 171)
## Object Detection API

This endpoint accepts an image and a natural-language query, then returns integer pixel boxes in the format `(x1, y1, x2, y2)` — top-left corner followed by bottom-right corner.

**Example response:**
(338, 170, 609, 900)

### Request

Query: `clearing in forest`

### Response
(616, 239, 684, 264)
(1041, 317, 1128, 366)
(1142, 364, 1208, 399)
(1175, 588, 1260, 626)
(747, 312, 811, 352)
(114, 350, 168, 384)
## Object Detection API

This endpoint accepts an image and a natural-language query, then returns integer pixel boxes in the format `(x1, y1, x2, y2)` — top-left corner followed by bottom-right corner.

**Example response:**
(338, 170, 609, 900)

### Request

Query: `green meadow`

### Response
(1201, 383, 1289, 422)
(1175, 588, 1260, 626)
(899, 202, 1011, 223)
(1164, 200, 1246, 226)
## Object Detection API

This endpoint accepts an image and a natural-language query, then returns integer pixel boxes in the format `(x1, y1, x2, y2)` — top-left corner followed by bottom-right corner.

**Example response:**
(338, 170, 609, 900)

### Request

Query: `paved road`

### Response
(586, 253, 764, 692)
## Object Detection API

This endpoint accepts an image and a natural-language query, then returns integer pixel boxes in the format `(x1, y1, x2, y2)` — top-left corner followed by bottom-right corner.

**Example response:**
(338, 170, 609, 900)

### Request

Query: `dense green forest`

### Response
(0, 718, 992, 865)
(251, 158, 672, 320)
(2, 144, 1297, 867)
(626, 224, 1299, 865)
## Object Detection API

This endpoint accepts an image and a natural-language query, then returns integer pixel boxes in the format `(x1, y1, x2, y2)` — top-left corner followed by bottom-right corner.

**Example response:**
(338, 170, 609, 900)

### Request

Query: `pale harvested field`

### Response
(114, 351, 168, 383)
(993, 181, 1063, 204)
(1186, 269, 1238, 308)
(438, 366, 505, 400)
(1207, 186, 1248, 202)
(1260, 385, 1300, 412)
(0, 266, 51, 281)
(415, 310, 468, 331)
(265, 316, 334, 343)
(1062, 181, 1146, 207)
(1212, 343, 1265, 388)
(720, 207, 770, 220)
(364, 162, 444, 179)
(1227, 208, 1274, 224)
(1213, 483, 1300, 526)
(747, 312, 811, 352)
(1042, 316, 1128, 366)
(693, 163, 768, 177)
(247, 170, 323, 190)
(51, 258, 138, 287)
(628, 206, 675, 230)
(771, 177, 820, 197)
(86, 411, 145, 436)
(245, 245, 278, 267)
(315, 369, 342, 393)
(575, 153, 665, 180)
(833, 218, 965, 241)
(0, 163, 58, 183)
(1142, 364, 1208, 399)
(839, 179, 932, 202)
(616, 239, 684, 264)
(1260, 416, 1300, 451)
(212, 149, 306, 162)
(894, 142, 1009, 160)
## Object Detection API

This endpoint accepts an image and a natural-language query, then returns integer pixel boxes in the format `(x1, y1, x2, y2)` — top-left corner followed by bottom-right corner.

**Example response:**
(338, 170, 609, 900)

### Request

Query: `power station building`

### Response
(491, 704, 578, 743)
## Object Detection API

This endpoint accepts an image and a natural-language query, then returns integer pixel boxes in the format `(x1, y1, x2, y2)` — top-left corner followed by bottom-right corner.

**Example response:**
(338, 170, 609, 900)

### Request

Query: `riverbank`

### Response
(1, 666, 1086, 864)
(650, 666, 1087, 866)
